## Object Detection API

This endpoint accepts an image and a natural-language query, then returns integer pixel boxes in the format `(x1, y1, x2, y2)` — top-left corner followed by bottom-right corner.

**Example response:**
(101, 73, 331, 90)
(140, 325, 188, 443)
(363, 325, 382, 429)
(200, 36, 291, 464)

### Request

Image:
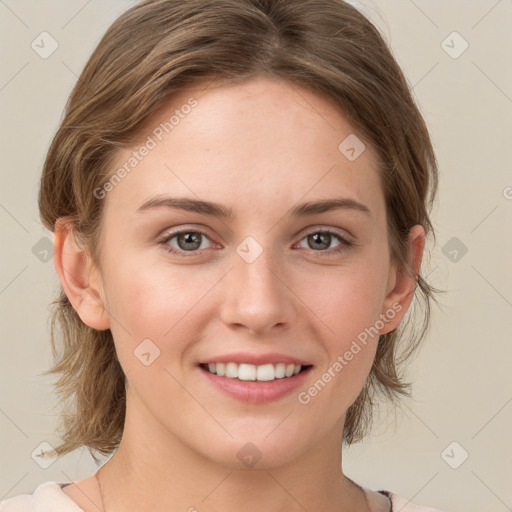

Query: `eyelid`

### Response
(294, 227, 354, 254)
(157, 226, 216, 253)
(300, 225, 353, 241)
(158, 224, 355, 256)
(158, 224, 353, 241)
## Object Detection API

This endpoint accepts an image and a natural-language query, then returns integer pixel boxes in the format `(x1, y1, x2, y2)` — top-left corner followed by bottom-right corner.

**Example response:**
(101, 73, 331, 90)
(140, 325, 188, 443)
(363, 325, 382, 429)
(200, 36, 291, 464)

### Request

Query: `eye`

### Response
(158, 227, 353, 258)
(158, 229, 214, 256)
(296, 229, 353, 255)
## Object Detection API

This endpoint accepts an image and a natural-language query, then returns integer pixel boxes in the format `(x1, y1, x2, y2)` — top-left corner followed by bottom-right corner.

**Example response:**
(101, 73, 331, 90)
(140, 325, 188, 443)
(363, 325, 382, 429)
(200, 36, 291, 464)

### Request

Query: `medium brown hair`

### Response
(38, 0, 442, 461)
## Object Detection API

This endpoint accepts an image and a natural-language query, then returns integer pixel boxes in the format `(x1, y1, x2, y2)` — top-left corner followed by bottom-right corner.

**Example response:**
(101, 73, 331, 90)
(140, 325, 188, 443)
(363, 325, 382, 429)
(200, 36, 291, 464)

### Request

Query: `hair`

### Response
(38, 0, 443, 462)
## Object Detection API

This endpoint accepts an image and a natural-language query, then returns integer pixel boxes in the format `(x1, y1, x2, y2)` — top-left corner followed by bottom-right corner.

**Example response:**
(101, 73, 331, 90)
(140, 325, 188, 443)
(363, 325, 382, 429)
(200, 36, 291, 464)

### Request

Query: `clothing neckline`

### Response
(362, 487, 393, 512)
(56, 482, 391, 512)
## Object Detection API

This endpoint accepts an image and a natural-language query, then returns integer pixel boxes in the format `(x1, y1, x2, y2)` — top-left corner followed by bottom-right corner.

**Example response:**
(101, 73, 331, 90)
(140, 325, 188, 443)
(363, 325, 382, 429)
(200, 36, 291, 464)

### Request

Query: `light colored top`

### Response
(0, 481, 447, 512)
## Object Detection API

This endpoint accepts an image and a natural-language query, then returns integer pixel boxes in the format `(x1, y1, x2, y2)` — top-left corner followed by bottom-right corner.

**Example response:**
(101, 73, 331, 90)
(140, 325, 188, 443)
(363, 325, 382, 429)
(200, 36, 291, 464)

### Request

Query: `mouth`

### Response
(199, 362, 313, 382)
(197, 361, 314, 403)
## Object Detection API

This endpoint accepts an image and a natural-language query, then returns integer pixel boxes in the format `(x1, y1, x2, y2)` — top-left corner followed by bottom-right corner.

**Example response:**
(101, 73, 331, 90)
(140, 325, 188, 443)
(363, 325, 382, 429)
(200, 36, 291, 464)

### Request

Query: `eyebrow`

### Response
(136, 195, 371, 219)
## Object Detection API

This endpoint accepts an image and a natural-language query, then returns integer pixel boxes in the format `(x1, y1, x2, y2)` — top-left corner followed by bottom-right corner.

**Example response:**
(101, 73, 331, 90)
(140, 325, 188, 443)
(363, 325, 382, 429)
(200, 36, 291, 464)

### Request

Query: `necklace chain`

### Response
(358, 482, 372, 512)
(95, 468, 106, 512)
(95, 467, 371, 512)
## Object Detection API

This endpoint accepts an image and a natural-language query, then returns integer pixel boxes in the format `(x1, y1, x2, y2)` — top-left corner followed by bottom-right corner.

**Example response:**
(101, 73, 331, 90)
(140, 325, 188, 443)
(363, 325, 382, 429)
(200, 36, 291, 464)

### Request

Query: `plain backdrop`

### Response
(0, 1, 511, 511)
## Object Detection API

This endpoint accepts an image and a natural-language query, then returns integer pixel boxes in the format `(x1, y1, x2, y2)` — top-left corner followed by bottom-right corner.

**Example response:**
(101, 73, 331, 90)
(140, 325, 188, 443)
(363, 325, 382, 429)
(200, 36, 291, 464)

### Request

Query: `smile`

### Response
(200, 362, 312, 381)
(198, 362, 314, 403)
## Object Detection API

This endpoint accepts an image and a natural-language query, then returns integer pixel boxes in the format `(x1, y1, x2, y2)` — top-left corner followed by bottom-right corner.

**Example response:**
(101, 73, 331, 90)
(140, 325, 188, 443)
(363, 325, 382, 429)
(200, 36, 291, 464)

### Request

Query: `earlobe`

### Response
(379, 224, 425, 335)
(53, 218, 110, 331)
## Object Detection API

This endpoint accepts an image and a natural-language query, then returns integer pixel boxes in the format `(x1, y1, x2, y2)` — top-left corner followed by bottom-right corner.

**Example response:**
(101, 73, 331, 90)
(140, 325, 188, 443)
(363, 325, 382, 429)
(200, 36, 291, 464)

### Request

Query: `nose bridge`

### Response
(236, 239, 285, 302)
(220, 238, 295, 333)
(241, 244, 280, 290)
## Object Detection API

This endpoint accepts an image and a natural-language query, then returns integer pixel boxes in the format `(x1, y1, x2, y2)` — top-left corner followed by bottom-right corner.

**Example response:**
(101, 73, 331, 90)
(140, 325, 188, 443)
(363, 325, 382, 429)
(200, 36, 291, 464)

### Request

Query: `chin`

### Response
(195, 431, 310, 471)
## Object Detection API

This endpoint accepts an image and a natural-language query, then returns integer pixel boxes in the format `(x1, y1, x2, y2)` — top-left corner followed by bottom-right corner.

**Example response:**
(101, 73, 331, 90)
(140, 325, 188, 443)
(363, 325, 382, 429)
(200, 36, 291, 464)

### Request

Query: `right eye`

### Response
(158, 229, 215, 256)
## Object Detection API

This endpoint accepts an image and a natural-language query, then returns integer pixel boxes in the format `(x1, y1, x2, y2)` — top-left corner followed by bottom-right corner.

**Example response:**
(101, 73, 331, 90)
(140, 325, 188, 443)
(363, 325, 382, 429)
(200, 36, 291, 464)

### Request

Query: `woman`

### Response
(1, 1, 445, 511)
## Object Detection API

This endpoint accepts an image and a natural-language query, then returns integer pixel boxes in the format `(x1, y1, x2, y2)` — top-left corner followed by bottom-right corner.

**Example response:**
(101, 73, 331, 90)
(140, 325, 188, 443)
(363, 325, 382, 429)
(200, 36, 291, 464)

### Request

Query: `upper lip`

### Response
(199, 352, 312, 366)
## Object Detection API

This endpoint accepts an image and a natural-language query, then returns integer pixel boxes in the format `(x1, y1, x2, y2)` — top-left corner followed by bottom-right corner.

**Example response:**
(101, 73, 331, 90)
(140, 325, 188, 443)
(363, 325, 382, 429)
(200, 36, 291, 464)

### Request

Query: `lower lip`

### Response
(199, 366, 313, 404)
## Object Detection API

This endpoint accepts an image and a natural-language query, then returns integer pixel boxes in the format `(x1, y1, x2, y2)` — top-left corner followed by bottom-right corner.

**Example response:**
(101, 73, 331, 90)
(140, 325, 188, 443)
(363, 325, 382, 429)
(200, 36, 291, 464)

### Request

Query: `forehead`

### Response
(104, 77, 384, 221)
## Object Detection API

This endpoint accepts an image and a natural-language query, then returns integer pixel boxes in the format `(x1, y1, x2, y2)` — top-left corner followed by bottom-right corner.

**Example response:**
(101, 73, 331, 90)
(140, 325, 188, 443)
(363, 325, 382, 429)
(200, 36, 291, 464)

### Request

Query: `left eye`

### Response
(159, 229, 352, 256)
(296, 230, 351, 253)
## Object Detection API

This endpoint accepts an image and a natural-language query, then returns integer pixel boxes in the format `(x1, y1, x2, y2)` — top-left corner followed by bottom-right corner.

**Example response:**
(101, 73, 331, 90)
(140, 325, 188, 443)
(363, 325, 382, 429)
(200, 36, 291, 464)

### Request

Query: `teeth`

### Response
(240, 363, 256, 381)
(204, 362, 304, 381)
(226, 362, 238, 378)
(216, 363, 226, 376)
(275, 363, 286, 378)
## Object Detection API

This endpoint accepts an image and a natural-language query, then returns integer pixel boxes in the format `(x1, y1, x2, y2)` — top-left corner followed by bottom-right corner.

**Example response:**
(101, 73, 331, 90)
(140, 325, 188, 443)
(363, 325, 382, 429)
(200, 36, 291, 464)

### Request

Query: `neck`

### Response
(96, 392, 369, 512)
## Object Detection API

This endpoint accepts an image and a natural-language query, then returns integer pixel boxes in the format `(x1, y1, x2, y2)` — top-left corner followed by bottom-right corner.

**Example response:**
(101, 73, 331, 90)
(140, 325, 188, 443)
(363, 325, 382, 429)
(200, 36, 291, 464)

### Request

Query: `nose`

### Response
(219, 246, 297, 336)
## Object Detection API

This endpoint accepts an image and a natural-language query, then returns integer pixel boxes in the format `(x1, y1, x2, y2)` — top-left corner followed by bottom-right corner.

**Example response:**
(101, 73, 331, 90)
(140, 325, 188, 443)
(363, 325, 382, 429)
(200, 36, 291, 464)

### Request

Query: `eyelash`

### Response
(157, 228, 353, 258)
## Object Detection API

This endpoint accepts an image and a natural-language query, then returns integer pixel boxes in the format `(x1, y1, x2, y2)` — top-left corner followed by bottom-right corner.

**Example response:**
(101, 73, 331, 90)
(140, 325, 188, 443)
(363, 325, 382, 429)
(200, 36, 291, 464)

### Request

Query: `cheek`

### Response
(300, 259, 388, 342)
(295, 269, 384, 418)
(294, 256, 388, 397)
(102, 255, 218, 360)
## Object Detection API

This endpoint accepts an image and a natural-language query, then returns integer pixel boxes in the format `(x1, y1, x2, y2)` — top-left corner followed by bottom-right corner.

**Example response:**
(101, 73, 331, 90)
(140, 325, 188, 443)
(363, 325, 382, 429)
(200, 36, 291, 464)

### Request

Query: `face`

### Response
(61, 77, 422, 469)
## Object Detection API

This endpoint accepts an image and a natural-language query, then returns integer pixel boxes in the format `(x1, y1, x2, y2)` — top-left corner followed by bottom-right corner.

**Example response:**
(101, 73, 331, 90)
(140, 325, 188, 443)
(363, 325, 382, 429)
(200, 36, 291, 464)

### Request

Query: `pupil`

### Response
(310, 232, 329, 250)
(179, 232, 200, 251)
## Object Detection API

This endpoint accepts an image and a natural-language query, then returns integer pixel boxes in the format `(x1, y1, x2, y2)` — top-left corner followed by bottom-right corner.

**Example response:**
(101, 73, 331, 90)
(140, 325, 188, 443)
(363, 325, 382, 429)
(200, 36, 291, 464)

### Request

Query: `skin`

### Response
(54, 76, 424, 512)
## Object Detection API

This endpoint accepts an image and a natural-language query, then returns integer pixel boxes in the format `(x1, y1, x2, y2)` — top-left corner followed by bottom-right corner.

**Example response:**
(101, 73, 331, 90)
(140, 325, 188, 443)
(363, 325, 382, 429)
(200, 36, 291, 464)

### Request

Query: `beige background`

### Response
(1, 1, 511, 511)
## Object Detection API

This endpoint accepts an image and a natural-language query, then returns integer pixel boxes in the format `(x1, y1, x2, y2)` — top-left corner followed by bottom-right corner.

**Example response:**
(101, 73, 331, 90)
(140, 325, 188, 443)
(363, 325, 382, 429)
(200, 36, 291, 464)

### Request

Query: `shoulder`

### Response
(362, 487, 448, 512)
(383, 490, 448, 512)
(0, 482, 84, 512)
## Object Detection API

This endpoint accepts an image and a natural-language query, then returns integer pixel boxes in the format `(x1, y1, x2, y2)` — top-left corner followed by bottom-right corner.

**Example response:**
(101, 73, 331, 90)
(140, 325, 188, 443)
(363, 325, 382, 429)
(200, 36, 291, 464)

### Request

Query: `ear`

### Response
(53, 218, 110, 331)
(379, 224, 425, 335)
